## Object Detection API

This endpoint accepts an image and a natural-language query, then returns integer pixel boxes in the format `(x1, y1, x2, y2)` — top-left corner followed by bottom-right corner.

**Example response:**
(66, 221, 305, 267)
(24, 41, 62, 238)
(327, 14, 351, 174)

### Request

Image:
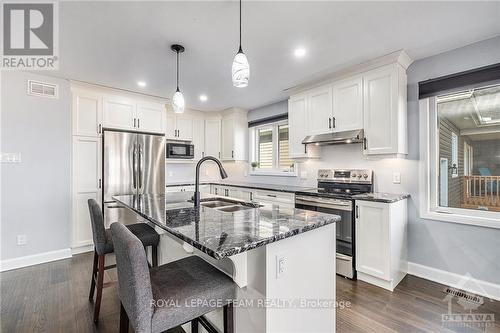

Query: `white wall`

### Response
(1, 71, 72, 260)
(220, 36, 500, 285)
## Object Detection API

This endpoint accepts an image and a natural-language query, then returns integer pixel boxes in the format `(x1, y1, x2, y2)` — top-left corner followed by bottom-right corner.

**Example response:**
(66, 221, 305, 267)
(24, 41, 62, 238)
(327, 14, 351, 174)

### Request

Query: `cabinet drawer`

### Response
(253, 190, 294, 205)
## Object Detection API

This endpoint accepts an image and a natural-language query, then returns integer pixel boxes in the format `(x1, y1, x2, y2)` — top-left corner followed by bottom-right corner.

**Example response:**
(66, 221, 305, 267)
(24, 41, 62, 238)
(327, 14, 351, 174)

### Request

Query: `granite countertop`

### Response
(113, 192, 340, 260)
(353, 192, 410, 203)
(166, 181, 316, 194)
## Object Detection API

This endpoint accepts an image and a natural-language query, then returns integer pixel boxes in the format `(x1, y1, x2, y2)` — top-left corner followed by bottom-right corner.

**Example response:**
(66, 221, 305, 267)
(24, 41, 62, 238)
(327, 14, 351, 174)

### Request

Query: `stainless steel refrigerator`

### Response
(102, 130, 165, 227)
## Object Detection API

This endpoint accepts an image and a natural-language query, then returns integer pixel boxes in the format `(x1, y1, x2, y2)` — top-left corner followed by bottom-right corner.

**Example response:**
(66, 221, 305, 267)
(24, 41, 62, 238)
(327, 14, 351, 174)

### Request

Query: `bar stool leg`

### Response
(119, 302, 129, 333)
(88, 250, 98, 300)
(93, 254, 105, 323)
(191, 318, 199, 333)
(223, 303, 234, 333)
(152, 245, 158, 267)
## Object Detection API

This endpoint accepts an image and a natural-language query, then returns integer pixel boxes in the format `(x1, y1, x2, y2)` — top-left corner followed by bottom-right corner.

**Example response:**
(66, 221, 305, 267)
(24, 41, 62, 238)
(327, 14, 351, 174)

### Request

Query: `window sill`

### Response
(420, 210, 500, 229)
(249, 170, 298, 177)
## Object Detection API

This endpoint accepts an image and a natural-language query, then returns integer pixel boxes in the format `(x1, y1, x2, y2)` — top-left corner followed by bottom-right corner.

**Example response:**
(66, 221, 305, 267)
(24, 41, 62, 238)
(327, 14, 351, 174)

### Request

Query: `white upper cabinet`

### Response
(103, 95, 136, 130)
(221, 111, 247, 161)
(136, 102, 166, 134)
(288, 94, 308, 158)
(165, 113, 193, 141)
(332, 76, 363, 132)
(306, 86, 333, 135)
(205, 117, 221, 158)
(192, 116, 205, 160)
(362, 64, 407, 155)
(72, 89, 102, 137)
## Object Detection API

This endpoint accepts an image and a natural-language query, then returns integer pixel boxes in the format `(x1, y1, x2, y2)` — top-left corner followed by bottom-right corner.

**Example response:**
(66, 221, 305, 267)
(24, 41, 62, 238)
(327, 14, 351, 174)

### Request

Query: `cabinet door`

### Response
(332, 76, 363, 132)
(136, 102, 165, 134)
(192, 117, 205, 159)
(363, 66, 398, 154)
(288, 95, 308, 158)
(72, 136, 101, 248)
(165, 113, 176, 139)
(239, 189, 253, 202)
(306, 87, 332, 135)
(221, 117, 235, 160)
(205, 118, 221, 158)
(72, 90, 102, 137)
(176, 115, 193, 141)
(103, 96, 136, 130)
(355, 201, 390, 280)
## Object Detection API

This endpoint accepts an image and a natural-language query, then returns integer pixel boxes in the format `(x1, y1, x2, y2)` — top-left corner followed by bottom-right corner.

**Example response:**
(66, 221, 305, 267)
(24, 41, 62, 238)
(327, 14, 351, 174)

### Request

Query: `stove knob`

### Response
(363, 174, 368, 179)
(351, 174, 356, 178)
(357, 174, 362, 178)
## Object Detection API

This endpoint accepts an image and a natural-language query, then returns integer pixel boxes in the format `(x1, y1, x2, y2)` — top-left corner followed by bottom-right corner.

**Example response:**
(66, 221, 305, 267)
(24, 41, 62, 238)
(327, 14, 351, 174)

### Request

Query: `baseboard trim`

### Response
(71, 244, 94, 255)
(0, 248, 72, 272)
(408, 262, 500, 301)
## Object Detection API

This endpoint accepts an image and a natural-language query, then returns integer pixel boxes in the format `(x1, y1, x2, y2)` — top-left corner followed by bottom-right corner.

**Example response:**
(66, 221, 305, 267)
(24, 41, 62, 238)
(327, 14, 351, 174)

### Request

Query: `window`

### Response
(250, 120, 296, 175)
(420, 83, 500, 228)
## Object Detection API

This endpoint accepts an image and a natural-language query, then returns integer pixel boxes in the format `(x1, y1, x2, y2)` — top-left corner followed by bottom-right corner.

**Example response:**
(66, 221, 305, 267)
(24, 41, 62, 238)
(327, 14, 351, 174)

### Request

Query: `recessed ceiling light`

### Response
(199, 94, 208, 102)
(137, 81, 146, 87)
(294, 47, 307, 58)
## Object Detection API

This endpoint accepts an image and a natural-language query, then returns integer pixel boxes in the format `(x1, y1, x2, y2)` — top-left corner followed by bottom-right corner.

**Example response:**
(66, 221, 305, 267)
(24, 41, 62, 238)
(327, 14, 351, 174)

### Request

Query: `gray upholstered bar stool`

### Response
(87, 199, 160, 324)
(111, 222, 237, 333)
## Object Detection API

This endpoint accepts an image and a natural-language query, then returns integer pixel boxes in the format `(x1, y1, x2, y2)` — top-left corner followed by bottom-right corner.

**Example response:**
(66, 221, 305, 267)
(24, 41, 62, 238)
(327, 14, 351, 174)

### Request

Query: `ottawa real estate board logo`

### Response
(1, 2, 59, 70)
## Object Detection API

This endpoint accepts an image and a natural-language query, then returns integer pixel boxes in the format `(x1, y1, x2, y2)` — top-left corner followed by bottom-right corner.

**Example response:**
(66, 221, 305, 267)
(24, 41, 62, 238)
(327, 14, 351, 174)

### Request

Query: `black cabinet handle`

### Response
(98, 124, 102, 134)
(329, 117, 332, 129)
(202, 151, 205, 158)
(218, 152, 221, 158)
(356, 205, 359, 219)
(332, 117, 336, 128)
(231, 150, 234, 158)
(177, 129, 180, 137)
(363, 137, 367, 150)
(98, 179, 102, 189)
(137, 119, 140, 128)
(133, 118, 136, 128)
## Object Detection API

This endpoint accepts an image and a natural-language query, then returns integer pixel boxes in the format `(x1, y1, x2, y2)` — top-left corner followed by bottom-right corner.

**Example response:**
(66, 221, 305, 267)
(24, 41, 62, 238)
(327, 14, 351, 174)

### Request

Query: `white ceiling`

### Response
(57, 1, 500, 111)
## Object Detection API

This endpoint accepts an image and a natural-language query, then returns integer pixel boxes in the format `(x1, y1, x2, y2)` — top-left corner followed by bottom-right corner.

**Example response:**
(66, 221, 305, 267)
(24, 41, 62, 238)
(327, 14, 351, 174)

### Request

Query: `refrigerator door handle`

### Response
(132, 143, 137, 189)
(138, 144, 143, 191)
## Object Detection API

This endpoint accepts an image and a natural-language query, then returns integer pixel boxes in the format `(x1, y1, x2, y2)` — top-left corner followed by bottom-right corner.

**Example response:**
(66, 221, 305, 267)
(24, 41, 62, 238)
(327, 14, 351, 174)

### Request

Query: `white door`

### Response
(355, 201, 390, 280)
(136, 102, 165, 134)
(176, 115, 193, 141)
(332, 76, 363, 132)
(72, 136, 101, 248)
(165, 113, 176, 139)
(205, 118, 221, 158)
(192, 117, 205, 160)
(221, 117, 235, 160)
(306, 86, 333, 135)
(288, 95, 308, 158)
(103, 96, 136, 130)
(363, 65, 398, 154)
(72, 90, 102, 137)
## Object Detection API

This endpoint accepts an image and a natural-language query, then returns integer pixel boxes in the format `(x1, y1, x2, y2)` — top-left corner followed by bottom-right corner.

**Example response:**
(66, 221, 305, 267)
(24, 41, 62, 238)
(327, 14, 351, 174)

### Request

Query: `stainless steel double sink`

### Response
(200, 198, 262, 212)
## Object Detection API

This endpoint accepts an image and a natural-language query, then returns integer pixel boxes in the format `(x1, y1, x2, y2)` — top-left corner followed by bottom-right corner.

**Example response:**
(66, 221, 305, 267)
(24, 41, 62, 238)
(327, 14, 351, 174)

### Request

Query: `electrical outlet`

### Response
(1, 153, 21, 163)
(393, 172, 401, 184)
(17, 234, 27, 246)
(276, 255, 286, 278)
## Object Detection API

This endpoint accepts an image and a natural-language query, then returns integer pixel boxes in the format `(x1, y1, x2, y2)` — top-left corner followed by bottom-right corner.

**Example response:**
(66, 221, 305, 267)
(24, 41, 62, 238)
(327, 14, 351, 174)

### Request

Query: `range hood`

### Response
(302, 129, 364, 146)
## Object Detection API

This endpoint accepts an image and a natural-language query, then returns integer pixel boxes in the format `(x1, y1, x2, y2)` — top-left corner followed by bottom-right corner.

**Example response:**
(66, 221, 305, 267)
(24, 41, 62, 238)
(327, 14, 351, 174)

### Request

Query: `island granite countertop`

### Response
(113, 192, 340, 260)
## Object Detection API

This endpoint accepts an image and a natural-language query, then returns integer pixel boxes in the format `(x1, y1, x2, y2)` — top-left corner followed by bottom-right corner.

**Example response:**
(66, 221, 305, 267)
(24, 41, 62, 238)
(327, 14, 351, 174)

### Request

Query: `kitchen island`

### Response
(114, 192, 339, 333)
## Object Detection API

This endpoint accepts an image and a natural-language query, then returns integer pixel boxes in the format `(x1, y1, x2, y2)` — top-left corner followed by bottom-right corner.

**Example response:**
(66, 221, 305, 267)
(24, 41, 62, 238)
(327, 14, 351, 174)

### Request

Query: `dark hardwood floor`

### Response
(1, 252, 499, 333)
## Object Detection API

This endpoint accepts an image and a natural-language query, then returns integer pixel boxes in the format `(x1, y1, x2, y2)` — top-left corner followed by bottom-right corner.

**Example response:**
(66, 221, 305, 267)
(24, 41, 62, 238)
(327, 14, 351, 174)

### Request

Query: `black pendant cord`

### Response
(239, 0, 242, 52)
(176, 51, 180, 92)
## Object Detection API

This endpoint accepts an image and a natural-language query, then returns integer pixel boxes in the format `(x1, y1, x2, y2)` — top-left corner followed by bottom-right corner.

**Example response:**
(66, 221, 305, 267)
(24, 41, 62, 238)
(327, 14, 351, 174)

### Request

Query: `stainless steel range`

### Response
(295, 169, 373, 279)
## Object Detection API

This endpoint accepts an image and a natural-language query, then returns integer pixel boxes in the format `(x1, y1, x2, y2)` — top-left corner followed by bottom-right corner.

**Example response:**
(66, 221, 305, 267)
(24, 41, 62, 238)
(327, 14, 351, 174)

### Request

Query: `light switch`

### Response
(393, 172, 401, 184)
(276, 254, 286, 278)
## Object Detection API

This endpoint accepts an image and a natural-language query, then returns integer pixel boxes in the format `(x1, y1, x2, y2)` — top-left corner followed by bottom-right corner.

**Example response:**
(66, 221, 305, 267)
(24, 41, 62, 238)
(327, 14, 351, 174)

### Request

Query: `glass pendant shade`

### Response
(172, 89, 185, 114)
(232, 50, 250, 88)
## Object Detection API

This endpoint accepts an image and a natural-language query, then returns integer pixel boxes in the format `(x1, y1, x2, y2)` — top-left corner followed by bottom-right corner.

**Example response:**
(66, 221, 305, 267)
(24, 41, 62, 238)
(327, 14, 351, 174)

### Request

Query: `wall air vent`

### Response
(27, 80, 58, 99)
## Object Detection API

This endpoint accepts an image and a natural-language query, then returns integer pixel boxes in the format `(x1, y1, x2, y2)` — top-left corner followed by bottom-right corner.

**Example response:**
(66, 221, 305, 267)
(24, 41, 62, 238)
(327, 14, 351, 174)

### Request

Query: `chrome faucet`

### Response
(193, 156, 228, 207)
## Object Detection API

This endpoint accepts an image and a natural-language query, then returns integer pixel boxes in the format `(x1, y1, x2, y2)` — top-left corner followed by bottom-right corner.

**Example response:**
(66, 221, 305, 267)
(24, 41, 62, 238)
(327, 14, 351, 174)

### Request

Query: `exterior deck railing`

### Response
(463, 175, 500, 210)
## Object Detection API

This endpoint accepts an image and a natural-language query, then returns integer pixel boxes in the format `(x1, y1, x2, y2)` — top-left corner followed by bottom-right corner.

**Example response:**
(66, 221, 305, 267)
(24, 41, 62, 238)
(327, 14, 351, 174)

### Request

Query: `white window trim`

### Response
(248, 120, 297, 177)
(419, 98, 500, 229)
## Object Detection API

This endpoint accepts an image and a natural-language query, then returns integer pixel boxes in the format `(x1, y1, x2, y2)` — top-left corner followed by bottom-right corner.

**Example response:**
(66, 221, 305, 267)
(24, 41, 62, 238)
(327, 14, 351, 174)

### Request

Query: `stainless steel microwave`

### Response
(166, 143, 194, 159)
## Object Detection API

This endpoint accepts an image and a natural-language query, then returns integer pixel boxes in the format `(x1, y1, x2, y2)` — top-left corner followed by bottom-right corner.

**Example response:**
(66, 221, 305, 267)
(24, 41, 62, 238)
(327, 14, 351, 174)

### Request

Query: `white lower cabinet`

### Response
(72, 136, 101, 249)
(355, 199, 408, 291)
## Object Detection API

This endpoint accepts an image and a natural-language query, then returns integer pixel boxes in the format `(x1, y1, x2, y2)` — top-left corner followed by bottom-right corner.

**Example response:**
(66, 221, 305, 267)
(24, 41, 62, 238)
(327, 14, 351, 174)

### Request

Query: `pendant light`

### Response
(231, 0, 249, 88)
(171, 44, 185, 113)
